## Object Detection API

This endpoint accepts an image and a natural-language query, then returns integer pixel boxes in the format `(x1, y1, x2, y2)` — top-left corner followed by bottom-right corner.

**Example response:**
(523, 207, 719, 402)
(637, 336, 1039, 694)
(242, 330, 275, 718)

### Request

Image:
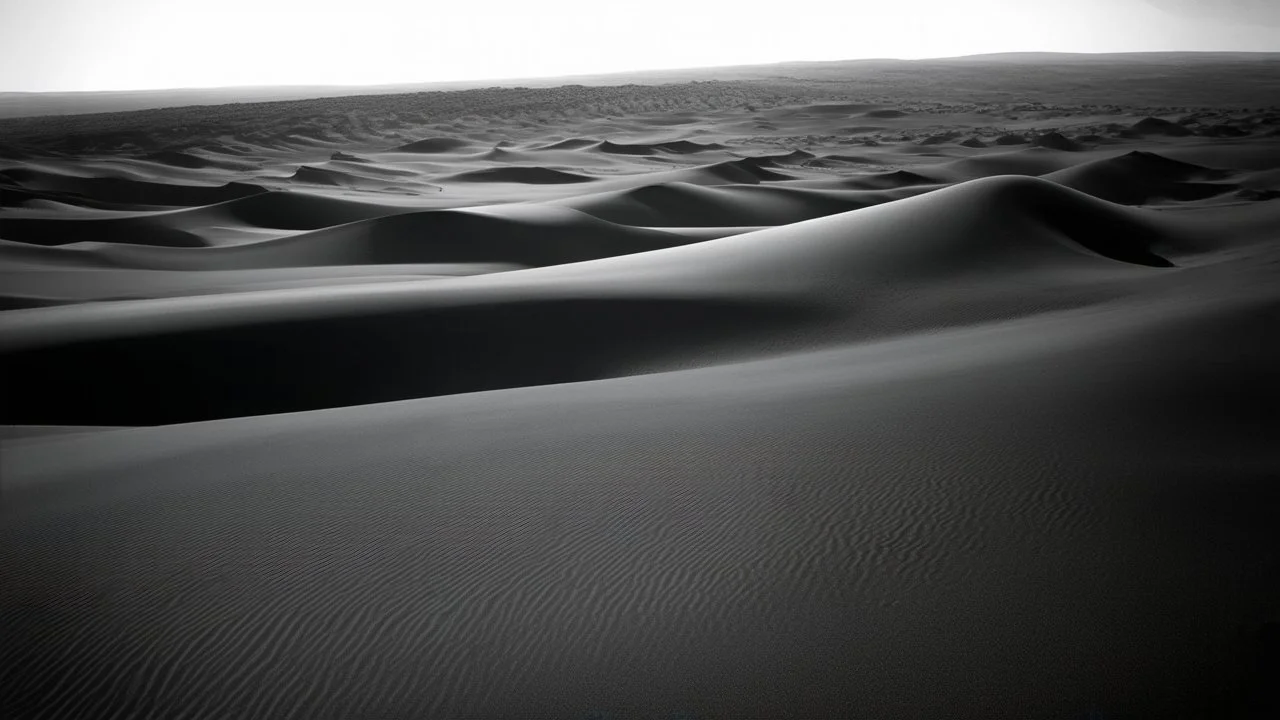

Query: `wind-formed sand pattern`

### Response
(2, 53, 1279, 719)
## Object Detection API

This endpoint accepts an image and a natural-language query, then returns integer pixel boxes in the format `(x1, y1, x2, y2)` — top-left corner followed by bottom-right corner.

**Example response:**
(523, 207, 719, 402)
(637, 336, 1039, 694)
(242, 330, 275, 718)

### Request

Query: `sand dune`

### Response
(0, 177, 1220, 424)
(551, 181, 874, 227)
(529, 137, 600, 151)
(286, 164, 409, 191)
(391, 137, 474, 153)
(839, 168, 938, 189)
(440, 166, 597, 184)
(1043, 150, 1236, 205)
(10, 206, 700, 272)
(0, 213, 212, 247)
(330, 150, 369, 162)
(0, 262, 522, 306)
(593, 139, 659, 155)
(0, 166, 265, 206)
(2, 64, 1279, 719)
(652, 139, 728, 153)
(0, 191, 414, 248)
(142, 150, 256, 171)
(171, 191, 411, 230)
(929, 147, 1083, 180)
(1030, 131, 1083, 151)
(1127, 116, 1195, 137)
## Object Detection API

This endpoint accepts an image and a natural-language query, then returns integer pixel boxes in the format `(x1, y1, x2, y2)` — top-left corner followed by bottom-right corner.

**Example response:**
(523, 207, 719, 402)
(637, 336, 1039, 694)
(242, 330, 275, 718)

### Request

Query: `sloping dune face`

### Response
(2, 68, 1280, 720)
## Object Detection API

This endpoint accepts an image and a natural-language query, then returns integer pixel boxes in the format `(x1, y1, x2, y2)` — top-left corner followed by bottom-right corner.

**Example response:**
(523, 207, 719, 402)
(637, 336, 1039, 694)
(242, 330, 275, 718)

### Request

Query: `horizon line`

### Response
(3, 49, 1278, 96)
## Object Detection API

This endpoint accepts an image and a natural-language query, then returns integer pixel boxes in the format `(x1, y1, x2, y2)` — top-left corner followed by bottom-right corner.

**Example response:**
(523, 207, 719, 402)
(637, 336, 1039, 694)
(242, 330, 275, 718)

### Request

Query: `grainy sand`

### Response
(2, 55, 1279, 719)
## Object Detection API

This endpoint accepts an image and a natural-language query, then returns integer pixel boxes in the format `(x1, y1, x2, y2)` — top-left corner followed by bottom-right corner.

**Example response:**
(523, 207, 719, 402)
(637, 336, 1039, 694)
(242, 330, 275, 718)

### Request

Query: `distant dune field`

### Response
(2, 54, 1279, 720)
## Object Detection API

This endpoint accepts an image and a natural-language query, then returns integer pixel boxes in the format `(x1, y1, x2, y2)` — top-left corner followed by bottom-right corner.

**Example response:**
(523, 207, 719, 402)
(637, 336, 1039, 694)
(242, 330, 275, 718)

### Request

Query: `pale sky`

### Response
(0, 0, 1277, 92)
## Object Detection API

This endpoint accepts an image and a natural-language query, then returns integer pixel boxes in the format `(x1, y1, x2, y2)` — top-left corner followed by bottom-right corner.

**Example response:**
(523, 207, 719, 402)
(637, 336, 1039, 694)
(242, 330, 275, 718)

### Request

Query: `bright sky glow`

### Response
(0, 0, 1277, 91)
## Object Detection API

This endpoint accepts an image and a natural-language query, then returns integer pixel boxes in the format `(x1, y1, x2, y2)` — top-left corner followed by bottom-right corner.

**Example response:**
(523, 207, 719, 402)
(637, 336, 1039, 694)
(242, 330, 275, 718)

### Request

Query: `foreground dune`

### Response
(2, 66, 1279, 719)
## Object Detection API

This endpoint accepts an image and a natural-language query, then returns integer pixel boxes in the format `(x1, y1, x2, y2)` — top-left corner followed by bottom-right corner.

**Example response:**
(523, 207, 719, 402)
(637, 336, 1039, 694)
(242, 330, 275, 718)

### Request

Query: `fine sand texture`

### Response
(2, 54, 1280, 719)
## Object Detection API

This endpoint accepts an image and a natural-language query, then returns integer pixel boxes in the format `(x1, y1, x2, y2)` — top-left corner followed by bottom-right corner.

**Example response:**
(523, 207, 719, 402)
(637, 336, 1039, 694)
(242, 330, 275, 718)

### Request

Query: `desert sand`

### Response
(2, 54, 1279, 719)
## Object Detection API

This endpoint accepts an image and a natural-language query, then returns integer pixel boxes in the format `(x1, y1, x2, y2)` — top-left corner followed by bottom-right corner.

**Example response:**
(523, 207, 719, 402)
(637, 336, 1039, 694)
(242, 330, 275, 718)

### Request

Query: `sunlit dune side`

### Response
(2, 71, 1279, 720)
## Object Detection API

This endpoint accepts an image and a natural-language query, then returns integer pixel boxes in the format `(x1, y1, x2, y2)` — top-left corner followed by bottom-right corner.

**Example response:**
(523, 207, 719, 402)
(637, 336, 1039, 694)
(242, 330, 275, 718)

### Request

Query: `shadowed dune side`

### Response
(287, 165, 409, 190)
(652, 139, 728, 153)
(0, 262, 524, 305)
(0, 167, 266, 207)
(37, 207, 710, 271)
(1131, 198, 1280, 258)
(0, 238, 122, 268)
(0, 296, 72, 311)
(752, 149, 817, 165)
(552, 181, 879, 227)
(284, 164, 441, 193)
(470, 147, 591, 165)
(392, 137, 474, 153)
(593, 140, 659, 155)
(196, 190, 412, 230)
(0, 214, 213, 247)
(929, 147, 1087, 181)
(439, 167, 597, 184)
(141, 150, 257, 171)
(0, 424, 127, 439)
(1031, 131, 1083, 151)
(1233, 166, 1280, 201)
(0, 296, 825, 425)
(803, 153, 883, 167)
(1125, 116, 1194, 137)
(528, 137, 599, 151)
(787, 102, 878, 116)
(324, 159, 422, 179)
(865, 108, 908, 118)
(697, 158, 794, 183)
(918, 132, 960, 146)
(330, 151, 369, 162)
(0, 190, 414, 247)
(0, 141, 30, 159)
(836, 169, 939, 190)
(580, 159, 795, 193)
(1043, 151, 1237, 205)
(575, 139, 729, 155)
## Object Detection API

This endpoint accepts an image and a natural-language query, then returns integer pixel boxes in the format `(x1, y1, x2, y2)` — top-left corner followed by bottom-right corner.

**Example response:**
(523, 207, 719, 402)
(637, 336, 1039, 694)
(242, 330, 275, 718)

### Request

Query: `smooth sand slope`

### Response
(2, 65, 1280, 719)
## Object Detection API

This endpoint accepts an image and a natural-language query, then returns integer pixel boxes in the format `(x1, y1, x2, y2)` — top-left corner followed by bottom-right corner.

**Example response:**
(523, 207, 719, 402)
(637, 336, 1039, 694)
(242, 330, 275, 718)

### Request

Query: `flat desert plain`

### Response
(2, 54, 1279, 719)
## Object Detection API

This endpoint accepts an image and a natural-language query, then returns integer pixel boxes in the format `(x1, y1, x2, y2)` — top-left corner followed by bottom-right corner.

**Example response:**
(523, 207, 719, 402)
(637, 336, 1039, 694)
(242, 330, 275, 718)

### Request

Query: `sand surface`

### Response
(2, 56, 1279, 719)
